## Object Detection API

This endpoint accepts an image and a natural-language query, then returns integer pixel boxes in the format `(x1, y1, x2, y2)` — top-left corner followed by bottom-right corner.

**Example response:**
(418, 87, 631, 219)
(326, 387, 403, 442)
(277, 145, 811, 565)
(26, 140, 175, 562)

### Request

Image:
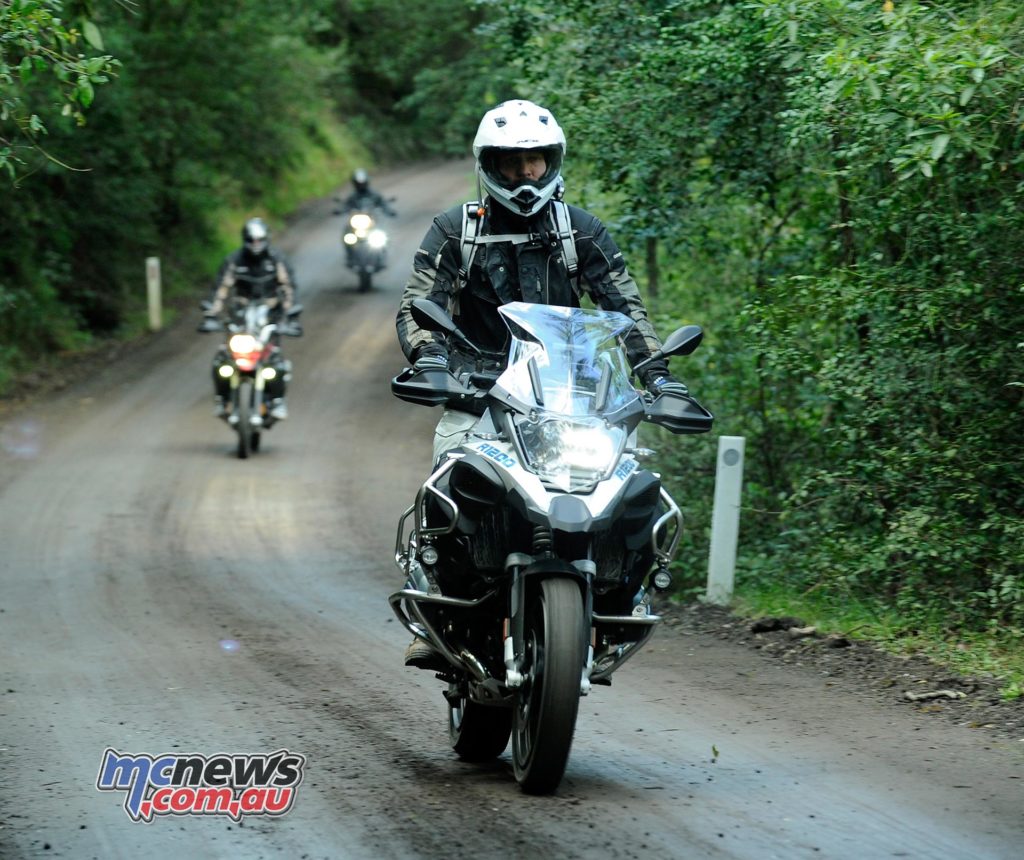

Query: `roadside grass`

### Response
(728, 585, 1024, 700)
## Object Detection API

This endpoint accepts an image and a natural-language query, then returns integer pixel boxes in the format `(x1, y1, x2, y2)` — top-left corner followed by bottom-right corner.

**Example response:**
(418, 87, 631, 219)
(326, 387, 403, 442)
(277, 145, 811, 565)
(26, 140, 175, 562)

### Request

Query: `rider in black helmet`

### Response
(205, 217, 299, 421)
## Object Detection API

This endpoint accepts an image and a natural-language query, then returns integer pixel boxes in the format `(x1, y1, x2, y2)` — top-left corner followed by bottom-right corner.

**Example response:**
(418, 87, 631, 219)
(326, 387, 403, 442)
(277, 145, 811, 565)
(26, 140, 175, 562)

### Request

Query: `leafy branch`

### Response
(0, 0, 121, 181)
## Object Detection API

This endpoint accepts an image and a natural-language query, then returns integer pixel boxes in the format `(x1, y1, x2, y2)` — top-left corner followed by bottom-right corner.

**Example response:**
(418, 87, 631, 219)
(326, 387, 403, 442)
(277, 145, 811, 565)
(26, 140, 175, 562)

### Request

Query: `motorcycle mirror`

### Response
(632, 324, 704, 375)
(660, 324, 703, 358)
(411, 298, 457, 335)
(410, 298, 482, 355)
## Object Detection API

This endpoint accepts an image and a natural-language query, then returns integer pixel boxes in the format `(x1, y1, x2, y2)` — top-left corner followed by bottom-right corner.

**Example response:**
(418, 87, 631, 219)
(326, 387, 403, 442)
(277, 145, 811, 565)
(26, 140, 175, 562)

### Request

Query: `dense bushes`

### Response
(484, 0, 1024, 630)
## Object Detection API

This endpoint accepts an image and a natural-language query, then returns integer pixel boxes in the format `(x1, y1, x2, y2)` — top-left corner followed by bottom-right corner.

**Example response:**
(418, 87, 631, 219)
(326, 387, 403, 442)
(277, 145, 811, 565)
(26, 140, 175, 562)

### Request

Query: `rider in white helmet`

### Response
(473, 100, 567, 217)
(395, 100, 688, 668)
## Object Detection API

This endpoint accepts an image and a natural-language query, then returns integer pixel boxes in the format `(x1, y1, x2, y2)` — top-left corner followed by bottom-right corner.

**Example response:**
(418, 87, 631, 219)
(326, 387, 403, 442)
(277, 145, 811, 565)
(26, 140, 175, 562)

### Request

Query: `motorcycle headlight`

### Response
(228, 333, 259, 354)
(516, 416, 626, 492)
(368, 229, 387, 249)
(349, 213, 373, 232)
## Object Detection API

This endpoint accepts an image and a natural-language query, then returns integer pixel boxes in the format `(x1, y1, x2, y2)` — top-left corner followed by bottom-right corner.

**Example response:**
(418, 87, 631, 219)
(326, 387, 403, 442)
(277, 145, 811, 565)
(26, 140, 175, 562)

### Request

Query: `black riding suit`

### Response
(338, 189, 396, 217)
(396, 198, 669, 383)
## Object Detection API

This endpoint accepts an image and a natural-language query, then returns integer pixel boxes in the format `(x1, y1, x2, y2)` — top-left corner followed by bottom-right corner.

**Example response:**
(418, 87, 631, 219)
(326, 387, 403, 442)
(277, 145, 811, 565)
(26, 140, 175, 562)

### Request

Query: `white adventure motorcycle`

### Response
(390, 299, 712, 793)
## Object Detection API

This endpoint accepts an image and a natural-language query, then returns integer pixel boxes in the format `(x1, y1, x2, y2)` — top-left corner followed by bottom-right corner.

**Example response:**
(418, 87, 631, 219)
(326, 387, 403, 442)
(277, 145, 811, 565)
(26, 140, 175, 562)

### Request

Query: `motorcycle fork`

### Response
(253, 369, 266, 415)
(504, 555, 594, 694)
(229, 373, 266, 414)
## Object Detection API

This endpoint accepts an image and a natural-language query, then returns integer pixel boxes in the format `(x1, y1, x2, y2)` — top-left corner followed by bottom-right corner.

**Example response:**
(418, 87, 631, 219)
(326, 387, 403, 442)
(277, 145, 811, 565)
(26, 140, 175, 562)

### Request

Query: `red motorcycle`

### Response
(199, 300, 302, 458)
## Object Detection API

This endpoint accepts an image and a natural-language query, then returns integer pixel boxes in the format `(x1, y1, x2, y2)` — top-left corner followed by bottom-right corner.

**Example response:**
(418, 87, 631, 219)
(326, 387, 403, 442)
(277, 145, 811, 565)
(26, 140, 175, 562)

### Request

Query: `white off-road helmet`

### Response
(242, 217, 269, 257)
(473, 100, 566, 217)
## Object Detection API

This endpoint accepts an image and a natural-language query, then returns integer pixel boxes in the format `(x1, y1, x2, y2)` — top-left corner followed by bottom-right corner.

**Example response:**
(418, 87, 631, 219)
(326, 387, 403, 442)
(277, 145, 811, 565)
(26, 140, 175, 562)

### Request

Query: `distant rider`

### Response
(336, 168, 397, 218)
(204, 217, 298, 421)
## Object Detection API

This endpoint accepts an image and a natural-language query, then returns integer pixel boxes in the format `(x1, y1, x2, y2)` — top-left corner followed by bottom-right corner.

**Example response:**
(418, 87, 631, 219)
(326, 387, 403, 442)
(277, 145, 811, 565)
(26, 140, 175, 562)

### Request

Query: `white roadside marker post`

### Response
(706, 435, 745, 605)
(146, 257, 162, 331)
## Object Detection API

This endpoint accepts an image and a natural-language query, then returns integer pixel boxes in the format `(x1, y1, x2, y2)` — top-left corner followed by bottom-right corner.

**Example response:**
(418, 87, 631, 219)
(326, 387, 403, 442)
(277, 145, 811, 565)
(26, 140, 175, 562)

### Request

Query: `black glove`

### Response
(413, 346, 449, 372)
(647, 373, 689, 398)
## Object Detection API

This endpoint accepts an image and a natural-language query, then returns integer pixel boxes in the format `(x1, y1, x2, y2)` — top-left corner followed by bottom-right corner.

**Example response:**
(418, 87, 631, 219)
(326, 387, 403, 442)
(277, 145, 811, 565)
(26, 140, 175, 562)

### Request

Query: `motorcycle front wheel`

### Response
(512, 577, 585, 794)
(358, 270, 372, 292)
(449, 689, 512, 762)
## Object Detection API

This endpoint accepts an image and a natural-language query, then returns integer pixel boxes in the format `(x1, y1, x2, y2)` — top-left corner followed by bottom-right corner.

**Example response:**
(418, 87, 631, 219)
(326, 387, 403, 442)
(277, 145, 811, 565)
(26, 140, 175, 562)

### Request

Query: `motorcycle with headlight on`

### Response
(389, 298, 712, 793)
(199, 300, 303, 459)
(338, 209, 389, 292)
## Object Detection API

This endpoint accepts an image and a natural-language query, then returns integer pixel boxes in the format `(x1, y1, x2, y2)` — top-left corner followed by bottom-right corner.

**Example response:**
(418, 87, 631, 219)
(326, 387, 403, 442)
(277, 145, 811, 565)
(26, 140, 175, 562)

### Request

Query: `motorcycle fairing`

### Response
(452, 433, 645, 531)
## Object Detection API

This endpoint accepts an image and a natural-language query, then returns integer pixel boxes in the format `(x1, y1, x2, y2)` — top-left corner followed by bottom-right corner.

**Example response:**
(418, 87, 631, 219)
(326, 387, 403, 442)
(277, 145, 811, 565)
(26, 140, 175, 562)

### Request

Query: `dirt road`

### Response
(1, 161, 1021, 859)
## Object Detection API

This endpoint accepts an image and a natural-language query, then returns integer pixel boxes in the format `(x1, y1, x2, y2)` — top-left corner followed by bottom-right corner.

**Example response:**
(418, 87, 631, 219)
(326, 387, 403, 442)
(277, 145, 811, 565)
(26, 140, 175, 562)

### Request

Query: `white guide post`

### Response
(706, 436, 745, 605)
(146, 256, 162, 331)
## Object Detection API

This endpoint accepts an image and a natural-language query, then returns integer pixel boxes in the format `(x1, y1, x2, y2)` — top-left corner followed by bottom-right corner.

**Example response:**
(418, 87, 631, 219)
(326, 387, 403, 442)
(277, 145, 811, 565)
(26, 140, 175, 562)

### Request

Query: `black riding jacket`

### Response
(210, 247, 296, 316)
(339, 188, 396, 217)
(396, 198, 669, 382)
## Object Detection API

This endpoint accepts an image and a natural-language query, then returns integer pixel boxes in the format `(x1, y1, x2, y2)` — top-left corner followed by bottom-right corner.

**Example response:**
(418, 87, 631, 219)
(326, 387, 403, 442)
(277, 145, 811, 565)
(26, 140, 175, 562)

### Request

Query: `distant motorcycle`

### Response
(334, 202, 395, 292)
(199, 300, 303, 459)
(390, 299, 712, 793)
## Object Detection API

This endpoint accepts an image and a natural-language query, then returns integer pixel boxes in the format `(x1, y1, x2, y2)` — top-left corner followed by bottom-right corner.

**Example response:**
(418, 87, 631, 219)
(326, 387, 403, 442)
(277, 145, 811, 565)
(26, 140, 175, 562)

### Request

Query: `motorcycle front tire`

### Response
(512, 577, 585, 794)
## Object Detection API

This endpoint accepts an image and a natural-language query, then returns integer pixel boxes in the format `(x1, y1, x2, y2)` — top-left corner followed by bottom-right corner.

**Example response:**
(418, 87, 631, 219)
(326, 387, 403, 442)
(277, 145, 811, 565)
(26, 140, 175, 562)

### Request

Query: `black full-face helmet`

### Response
(242, 217, 269, 257)
(352, 168, 369, 193)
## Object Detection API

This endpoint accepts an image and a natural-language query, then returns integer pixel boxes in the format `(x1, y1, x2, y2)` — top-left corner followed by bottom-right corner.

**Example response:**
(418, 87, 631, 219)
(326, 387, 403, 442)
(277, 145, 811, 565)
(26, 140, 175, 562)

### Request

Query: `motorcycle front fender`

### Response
(507, 557, 592, 677)
(347, 243, 384, 271)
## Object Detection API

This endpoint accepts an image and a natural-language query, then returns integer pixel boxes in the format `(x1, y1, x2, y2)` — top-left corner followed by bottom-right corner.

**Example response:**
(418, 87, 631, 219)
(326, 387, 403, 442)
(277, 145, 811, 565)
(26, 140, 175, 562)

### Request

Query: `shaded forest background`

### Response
(2, 1, 1022, 677)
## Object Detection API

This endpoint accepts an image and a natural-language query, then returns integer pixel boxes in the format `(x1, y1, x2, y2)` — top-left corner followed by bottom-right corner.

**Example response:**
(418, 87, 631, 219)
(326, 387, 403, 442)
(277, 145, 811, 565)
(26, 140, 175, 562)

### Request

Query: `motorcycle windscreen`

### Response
(495, 302, 637, 418)
(495, 303, 639, 492)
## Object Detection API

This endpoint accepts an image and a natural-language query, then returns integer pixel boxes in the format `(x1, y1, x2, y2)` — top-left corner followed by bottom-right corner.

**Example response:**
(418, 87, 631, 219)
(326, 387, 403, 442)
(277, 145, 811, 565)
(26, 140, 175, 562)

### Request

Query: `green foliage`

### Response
(315, 0, 516, 159)
(482, 0, 1024, 633)
(0, 0, 351, 382)
(740, 0, 1024, 628)
(0, 0, 121, 180)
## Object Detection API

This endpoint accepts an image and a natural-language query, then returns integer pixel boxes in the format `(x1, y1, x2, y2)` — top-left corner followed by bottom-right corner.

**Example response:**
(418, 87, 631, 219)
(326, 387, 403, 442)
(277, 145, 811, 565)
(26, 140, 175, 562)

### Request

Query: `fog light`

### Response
(217, 365, 234, 378)
(652, 568, 673, 591)
(261, 367, 277, 380)
(420, 546, 439, 565)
